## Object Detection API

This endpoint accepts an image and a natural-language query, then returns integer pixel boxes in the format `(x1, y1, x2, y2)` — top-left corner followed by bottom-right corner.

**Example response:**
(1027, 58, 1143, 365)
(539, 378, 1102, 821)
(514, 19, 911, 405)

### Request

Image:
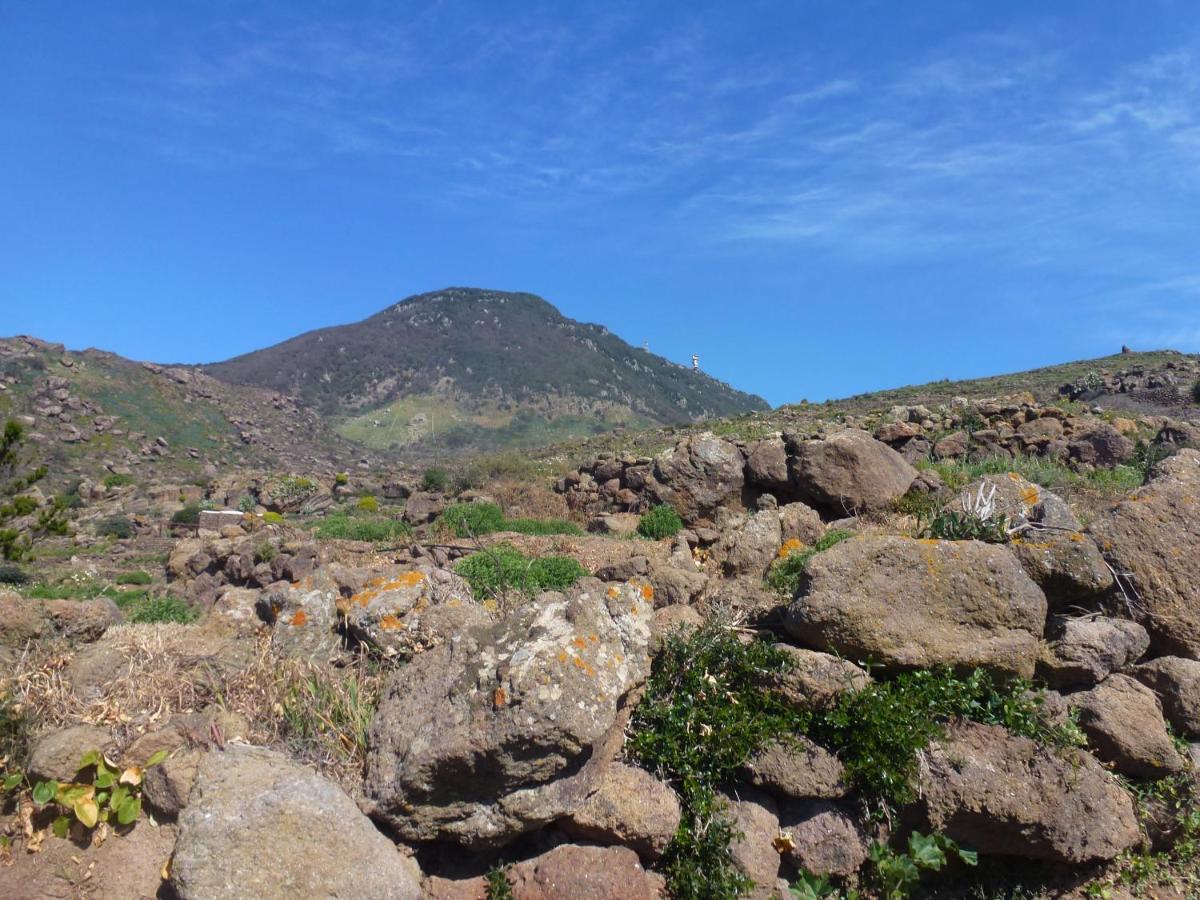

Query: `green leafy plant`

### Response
(420, 467, 449, 493)
(116, 570, 152, 585)
(29, 748, 168, 836)
(766, 529, 854, 597)
(922, 509, 1009, 542)
(484, 861, 515, 900)
(121, 594, 198, 624)
(254, 542, 277, 565)
(867, 831, 977, 899)
(170, 504, 202, 526)
(441, 502, 506, 538)
(1192, 379, 1200, 405)
(789, 870, 851, 899)
(101, 473, 135, 489)
(1, 419, 69, 560)
(637, 504, 683, 540)
(262, 511, 284, 525)
(454, 544, 587, 598)
(312, 515, 411, 543)
(502, 517, 583, 536)
(334, 472, 349, 487)
(96, 515, 135, 540)
(237, 494, 257, 513)
(629, 626, 806, 898)
(356, 495, 379, 513)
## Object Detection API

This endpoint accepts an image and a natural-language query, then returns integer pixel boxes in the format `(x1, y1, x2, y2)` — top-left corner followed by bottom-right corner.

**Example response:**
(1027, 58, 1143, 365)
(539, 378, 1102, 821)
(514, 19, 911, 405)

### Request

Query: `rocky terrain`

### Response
(1, 351, 1200, 899)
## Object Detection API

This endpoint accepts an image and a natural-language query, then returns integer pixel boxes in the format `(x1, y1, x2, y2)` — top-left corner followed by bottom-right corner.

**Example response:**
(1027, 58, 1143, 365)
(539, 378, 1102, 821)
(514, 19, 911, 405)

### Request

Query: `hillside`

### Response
(202, 288, 769, 452)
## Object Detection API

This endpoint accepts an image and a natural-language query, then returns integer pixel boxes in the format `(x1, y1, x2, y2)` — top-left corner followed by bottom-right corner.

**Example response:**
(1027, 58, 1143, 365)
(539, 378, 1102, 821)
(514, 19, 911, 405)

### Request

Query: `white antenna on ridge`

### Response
(692, 354, 700, 372)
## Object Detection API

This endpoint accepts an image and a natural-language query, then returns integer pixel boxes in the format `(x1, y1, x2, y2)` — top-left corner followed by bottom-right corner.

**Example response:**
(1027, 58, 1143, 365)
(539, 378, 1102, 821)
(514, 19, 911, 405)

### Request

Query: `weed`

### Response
(866, 831, 977, 899)
(637, 504, 684, 540)
(766, 530, 854, 597)
(23, 748, 167, 837)
(356, 495, 379, 513)
(0, 691, 28, 769)
(312, 515, 411, 543)
(922, 510, 1009, 542)
(454, 544, 586, 598)
(502, 517, 583, 536)
(334, 472, 349, 486)
(262, 511, 284, 525)
(116, 570, 152, 585)
(441, 502, 506, 538)
(254, 542, 277, 565)
(121, 594, 198, 624)
(278, 660, 381, 775)
(1193, 379, 1200, 405)
(485, 862, 515, 900)
(237, 494, 256, 512)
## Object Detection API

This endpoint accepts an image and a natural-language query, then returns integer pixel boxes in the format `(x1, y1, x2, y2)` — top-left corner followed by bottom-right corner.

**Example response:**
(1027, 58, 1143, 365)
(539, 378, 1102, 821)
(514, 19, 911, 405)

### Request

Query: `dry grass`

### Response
(486, 477, 572, 522)
(5, 625, 385, 798)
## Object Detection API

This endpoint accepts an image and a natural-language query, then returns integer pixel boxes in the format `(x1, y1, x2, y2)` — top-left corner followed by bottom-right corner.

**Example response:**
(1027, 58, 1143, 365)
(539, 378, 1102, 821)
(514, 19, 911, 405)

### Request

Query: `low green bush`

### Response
(101, 473, 135, 489)
(637, 504, 683, 540)
(441, 502, 506, 538)
(0, 563, 29, 585)
(237, 494, 257, 513)
(96, 515, 134, 539)
(356, 495, 379, 513)
(120, 594, 198, 624)
(254, 542, 277, 565)
(312, 515, 411, 543)
(421, 467, 450, 493)
(921, 509, 1009, 543)
(334, 472, 349, 486)
(454, 544, 586, 598)
(170, 504, 202, 526)
(115, 570, 152, 585)
(262, 511, 284, 525)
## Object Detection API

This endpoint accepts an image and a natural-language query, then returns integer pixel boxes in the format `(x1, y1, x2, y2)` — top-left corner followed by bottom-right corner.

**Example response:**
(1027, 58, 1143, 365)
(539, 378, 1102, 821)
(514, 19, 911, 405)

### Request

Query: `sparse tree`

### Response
(0, 419, 69, 560)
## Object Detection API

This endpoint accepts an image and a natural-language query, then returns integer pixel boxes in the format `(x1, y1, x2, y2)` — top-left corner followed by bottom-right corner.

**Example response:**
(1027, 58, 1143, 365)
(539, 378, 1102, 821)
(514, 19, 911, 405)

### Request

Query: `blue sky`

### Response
(2, 1, 1199, 406)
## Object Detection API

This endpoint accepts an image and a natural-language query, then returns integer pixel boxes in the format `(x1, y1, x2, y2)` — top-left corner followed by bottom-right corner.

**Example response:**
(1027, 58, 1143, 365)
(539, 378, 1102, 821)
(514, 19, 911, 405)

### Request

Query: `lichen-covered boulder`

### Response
(1067, 674, 1184, 778)
(170, 745, 423, 900)
(256, 573, 342, 662)
(646, 432, 746, 523)
(745, 436, 790, 493)
(714, 508, 782, 578)
(1070, 423, 1135, 466)
(1088, 450, 1200, 657)
(918, 722, 1140, 863)
(788, 429, 916, 514)
(339, 566, 491, 660)
(784, 536, 1047, 677)
(365, 580, 653, 848)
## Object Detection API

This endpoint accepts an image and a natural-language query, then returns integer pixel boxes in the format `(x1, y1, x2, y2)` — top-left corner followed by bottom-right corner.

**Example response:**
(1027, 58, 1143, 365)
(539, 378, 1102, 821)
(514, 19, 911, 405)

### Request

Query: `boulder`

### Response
(715, 508, 782, 578)
(1134, 656, 1200, 736)
(505, 844, 666, 900)
(402, 491, 446, 525)
(588, 513, 641, 536)
(933, 430, 969, 460)
(767, 644, 870, 711)
(788, 429, 917, 514)
(1088, 450, 1200, 657)
(1039, 616, 1149, 687)
(1067, 674, 1184, 778)
(43, 597, 122, 641)
(0, 589, 48, 645)
(778, 502, 824, 546)
(746, 437, 790, 492)
(777, 800, 868, 877)
(561, 762, 681, 860)
(365, 581, 653, 848)
(171, 745, 423, 899)
(340, 567, 491, 661)
(918, 722, 1139, 863)
(27, 724, 114, 783)
(646, 433, 746, 523)
(784, 536, 1047, 677)
(741, 737, 847, 800)
(724, 789, 781, 899)
(1070, 424, 1135, 466)
(257, 573, 343, 662)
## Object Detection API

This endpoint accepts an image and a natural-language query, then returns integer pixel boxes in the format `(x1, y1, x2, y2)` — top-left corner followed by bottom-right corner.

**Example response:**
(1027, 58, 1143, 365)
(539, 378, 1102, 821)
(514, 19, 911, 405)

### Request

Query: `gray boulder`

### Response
(171, 745, 423, 900)
(365, 580, 653, 848)
(788, 429, 917, 514)
(918, 722, 1139, 863)
(777, 799, 868, 877)
(767, 644, 871, 711)
(741, 737, 847, 801)
(561, 762, 681, 860)
(745, 436, 789, 493)
(785, 535, 1047, 677)
(646, 432, 746, 523)
(715, 508, 782, 578)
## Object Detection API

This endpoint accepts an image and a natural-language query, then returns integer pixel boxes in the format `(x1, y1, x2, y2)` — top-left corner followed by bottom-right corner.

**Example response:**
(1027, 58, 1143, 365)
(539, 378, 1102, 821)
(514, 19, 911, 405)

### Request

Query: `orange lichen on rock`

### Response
(606, 586, 620, 599)
(493, 687, 507, 708)
(290, 610, 308, 627)
(379, 614, 402, 631)
(778, 538, 806, 558)
(1020, 486, 1041, 508)
(640, 583, 655, 602)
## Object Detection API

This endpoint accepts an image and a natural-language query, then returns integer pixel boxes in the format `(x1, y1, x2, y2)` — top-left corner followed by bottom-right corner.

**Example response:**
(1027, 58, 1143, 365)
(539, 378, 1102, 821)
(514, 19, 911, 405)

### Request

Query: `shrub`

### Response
(454, 544, 586, 598)
(312, 515, 411, 543)
(1, 418, 69, 561)
(262, 511, 284, 525)
(96, 515, 134, 540)
(121, 594, 198, 624)
(864, 831, 977, 899)
(1193, 379, 1200, 405)
(0, 563, 29, 585)
(637, 504, 683, 540)
(484, 863, 514, 900)
(102, 473, 135, 489)
(765, 530, 854, 597)
(254, 542, 277, 565)
(116, 570, 152, 585)
(170, 504, 202, 526)
(922, 509, 1009, 542)
(237, 494, 256, 513)
(441, 502, 506, 538)
(334, 472, 349, 486)
(356, 495, 379, 513)
(421, 467, 450, 493)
